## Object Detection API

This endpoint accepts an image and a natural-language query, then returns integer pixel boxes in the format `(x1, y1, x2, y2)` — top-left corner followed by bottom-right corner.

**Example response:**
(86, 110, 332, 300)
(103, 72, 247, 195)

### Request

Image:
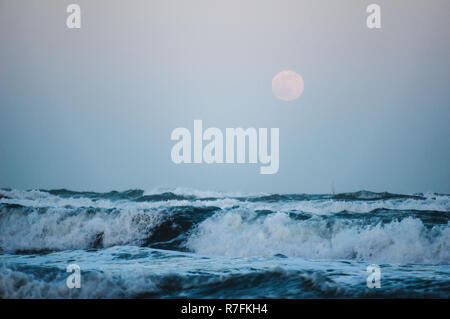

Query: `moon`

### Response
(272, 70, 304, 102)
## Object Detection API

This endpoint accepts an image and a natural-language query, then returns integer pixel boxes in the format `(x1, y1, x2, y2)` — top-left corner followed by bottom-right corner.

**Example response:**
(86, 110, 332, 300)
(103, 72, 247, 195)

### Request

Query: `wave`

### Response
(0, 204, 448, 264)
(186, 210, 450, 264)
(1, 188, 449, 264)
(0, 265, 355, 298)
(0, 203, 220, 252)
(1, 247, 448, 298)
(1, 188, 449, 213)
(0, 204, 158, 252)
(0, 188, 441, 202)
(331, 190, 426, 201)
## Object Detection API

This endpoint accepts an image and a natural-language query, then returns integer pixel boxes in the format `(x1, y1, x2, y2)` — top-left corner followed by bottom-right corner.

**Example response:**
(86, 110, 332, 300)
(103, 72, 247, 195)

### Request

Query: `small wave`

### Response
(0, 265, 159, 298)
(0, 265, 341, 298)
(2, 188, 449, 213)
(1, 256, 448, 298)
(43, 189, 145, 201)
(136, 192, 197, 202)
(332, 190, 425, 201)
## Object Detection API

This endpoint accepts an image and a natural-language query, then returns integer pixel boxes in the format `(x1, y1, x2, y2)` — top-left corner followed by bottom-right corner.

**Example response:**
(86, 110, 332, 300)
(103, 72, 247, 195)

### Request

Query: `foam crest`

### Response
(186, 211, 450, 264)
(1, 189, 449, 214)
(0, 206, 162, 252)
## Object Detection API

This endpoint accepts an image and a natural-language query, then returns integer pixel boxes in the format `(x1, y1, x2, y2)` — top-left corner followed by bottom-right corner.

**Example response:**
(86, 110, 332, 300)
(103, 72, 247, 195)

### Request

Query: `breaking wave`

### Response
(1, 188, 449, 264)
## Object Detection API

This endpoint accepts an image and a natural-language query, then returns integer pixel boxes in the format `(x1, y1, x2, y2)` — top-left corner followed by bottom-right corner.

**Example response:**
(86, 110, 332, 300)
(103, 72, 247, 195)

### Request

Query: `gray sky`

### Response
(1, 0, 449, 194)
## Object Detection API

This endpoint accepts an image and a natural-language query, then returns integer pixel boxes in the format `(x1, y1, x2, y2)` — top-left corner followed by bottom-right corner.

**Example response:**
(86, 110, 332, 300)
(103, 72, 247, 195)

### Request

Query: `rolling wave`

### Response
(1, 188, 449, 264)
(1, 246, 448, 298)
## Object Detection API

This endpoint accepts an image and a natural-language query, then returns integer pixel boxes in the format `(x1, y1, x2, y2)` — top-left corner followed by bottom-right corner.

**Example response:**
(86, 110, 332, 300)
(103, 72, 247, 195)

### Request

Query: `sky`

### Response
(0, 0, 449, 194)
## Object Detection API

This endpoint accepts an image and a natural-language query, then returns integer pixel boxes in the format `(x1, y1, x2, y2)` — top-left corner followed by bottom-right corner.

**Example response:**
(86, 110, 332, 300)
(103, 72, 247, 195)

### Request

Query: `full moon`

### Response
(272, 70, 304, 102)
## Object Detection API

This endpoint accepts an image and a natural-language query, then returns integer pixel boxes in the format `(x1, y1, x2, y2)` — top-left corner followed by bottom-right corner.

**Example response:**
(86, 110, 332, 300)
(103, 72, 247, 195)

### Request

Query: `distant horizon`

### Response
(1, 185, 448, 196)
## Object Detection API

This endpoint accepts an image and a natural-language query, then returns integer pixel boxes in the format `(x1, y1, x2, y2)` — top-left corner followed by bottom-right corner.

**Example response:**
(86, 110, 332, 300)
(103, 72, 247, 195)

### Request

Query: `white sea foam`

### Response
(1, 189, 449, 214)
(0, 207, 162, 251)
(186, 211, 450, 264)
(0, 266, 160, 298)
(1, 188, 449, 263)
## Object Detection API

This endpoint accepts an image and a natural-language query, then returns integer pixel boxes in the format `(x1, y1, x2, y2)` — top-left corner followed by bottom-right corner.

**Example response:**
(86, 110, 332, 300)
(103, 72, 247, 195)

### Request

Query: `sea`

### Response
(0, 188, 449, 298)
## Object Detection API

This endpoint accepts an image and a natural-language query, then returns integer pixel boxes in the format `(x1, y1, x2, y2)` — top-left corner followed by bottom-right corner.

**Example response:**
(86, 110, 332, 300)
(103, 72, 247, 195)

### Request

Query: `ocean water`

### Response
(0, 188, 449, 298)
